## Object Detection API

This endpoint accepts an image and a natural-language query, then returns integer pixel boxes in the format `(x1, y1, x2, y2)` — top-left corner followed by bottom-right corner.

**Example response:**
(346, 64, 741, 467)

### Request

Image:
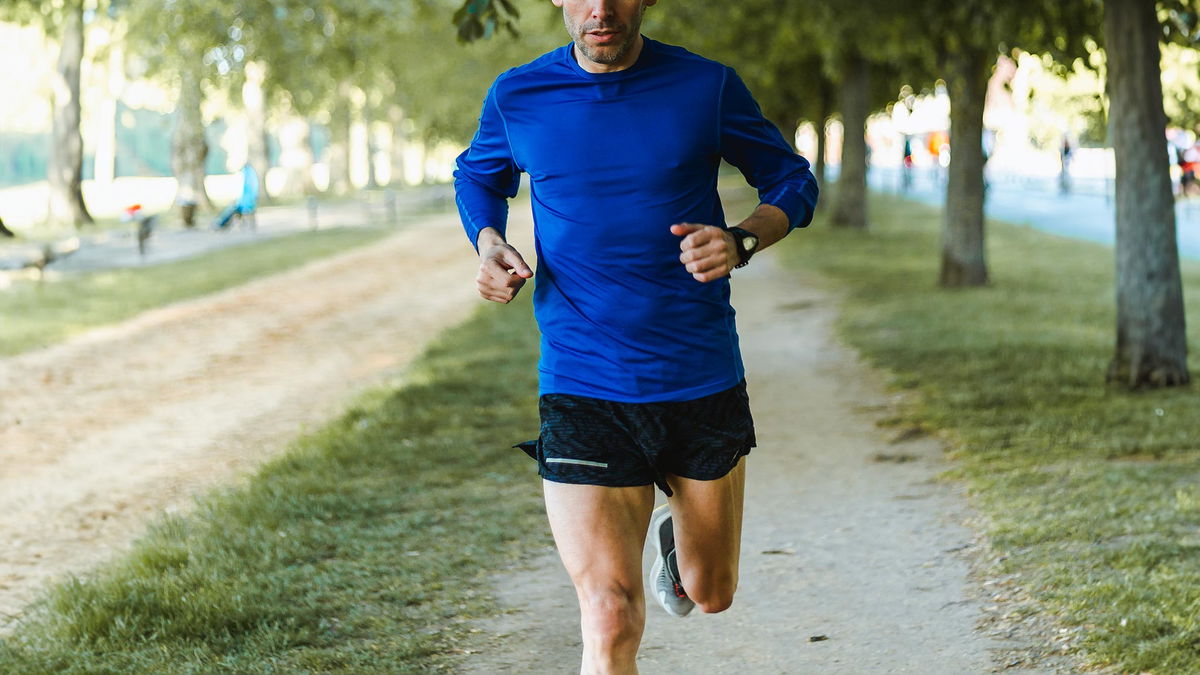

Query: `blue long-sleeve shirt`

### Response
(454, 38, 818, 403)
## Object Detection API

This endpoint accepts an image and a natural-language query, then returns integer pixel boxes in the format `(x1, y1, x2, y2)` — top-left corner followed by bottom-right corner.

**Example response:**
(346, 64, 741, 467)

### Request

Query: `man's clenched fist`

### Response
(671, 223, 737, 283)
(477, 238, 533, 304)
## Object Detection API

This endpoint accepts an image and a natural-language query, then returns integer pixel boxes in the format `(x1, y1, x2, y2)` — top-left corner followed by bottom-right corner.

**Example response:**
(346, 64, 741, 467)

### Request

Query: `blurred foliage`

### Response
(647, 2, 840, 134)
(4, 0, 1200, 172)
(1022, 52, 1109, 147)
(113, 0, 561, 144)
(0, 0, 99, 36)
(1162, 42, 1200, 131)
(388, 1, 561, 141)
(453, 0, 520, 42)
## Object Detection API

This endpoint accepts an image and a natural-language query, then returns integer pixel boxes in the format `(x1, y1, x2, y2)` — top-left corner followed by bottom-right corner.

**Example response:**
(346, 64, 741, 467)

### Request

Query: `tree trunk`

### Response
(814, 78, 834, 187)
(242, 61, 270, 203)
(48, 0, 93, 228)
(327, 83, 353, 194)
(389, 106, 409, 187)
(171, 64, 212, 222)
(1104, 0, 1190, 387)
(300, 120, 318, 194)
(831, 53, 868, 229)
(940, 47, 991, 287)
(364, 100, 380, 189)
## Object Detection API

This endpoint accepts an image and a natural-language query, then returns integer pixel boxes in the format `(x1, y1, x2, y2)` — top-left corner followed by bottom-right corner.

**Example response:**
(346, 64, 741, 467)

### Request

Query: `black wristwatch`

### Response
(728, 227, 759, 268)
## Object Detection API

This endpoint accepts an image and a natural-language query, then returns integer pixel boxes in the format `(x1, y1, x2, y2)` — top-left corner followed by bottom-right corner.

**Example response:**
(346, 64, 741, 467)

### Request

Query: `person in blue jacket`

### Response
(214, 163, 260, 230)
(454, 1, 818, 670)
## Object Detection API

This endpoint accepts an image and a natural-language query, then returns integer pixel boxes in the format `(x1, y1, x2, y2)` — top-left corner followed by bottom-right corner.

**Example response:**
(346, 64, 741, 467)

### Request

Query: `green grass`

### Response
(0, 227, 391, 357)
(776, 190, 1200, 672)
(0, 294, 548, 673)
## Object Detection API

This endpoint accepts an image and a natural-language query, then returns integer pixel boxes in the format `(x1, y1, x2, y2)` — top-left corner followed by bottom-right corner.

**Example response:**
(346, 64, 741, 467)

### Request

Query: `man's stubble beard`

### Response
(576, 34, 634, 65)
(566, 5, 645, 66)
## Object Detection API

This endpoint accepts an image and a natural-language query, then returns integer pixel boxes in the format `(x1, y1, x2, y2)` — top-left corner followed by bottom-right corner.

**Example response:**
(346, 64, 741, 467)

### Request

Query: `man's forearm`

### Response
(735, 203, 791, 252)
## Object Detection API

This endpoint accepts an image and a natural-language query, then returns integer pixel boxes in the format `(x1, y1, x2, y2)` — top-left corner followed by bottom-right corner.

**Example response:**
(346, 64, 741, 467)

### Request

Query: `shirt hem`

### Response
(538, 372, 744, 404)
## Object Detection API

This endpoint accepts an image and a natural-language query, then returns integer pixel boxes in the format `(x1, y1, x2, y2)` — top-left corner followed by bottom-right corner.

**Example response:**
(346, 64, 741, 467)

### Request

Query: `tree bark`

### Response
(327, 83, 354, 194)
(364, 100, 380, 189)
(171, 64, 212, 222)
(1104, 0, 1190, 387)
(940, 46, 991, 287)
(242, 61, 270, 203)
(389, 106, 409, 187)
(48, 0, 93, 228)
(832, 53, 869, 229)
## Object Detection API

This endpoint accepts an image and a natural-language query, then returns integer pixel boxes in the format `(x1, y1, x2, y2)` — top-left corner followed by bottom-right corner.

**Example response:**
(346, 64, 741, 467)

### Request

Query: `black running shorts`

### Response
(515, 380, 755, 497)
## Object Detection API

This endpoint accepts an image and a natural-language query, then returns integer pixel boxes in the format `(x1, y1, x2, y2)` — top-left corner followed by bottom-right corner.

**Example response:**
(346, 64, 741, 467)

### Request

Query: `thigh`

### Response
(544, 481, 656, 591)
(665, 458, 746, 583)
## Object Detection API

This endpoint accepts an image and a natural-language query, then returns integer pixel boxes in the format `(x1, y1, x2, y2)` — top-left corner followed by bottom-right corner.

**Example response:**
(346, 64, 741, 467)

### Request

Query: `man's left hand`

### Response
(671, 223, 737, 283)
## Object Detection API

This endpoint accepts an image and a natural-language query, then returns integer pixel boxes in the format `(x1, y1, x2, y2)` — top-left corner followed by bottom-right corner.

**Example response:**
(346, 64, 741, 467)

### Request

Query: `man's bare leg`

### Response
(665, 458, 747, 613)
(545, 481, 656, 675)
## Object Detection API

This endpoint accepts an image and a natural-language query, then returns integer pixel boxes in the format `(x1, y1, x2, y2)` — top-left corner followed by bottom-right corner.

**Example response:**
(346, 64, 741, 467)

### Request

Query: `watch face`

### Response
(744, 235, 758, 251)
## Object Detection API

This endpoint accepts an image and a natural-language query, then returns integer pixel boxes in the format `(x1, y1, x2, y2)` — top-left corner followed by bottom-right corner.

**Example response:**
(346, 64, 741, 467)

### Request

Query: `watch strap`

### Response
(728, 227, 757, 269)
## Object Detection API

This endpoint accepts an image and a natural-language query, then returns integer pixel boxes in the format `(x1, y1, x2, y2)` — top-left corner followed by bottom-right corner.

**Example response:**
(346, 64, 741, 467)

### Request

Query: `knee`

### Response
(694, 588, 736, 614)
(580, 585, 642, 642)
(682, 571, 737, 614)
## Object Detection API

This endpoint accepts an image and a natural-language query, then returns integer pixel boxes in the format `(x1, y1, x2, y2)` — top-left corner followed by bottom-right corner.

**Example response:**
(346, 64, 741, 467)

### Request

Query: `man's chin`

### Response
(578, 42, 629, 66)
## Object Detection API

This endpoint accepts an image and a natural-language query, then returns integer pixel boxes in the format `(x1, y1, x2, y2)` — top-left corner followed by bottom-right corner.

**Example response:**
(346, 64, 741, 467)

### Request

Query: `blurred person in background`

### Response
(1181, 141, 1199, 198)
(214, 163, 259, 231)
(902, 135, 914, 191)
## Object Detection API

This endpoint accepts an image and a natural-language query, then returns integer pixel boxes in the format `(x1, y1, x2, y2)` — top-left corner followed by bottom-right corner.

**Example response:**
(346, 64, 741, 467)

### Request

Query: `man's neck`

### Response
(573, 35, 645, 74)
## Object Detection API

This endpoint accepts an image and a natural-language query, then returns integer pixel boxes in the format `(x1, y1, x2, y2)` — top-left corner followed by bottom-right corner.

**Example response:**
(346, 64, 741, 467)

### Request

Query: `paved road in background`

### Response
(867, 166, 1200, 260)
(0, 184, 455, 276)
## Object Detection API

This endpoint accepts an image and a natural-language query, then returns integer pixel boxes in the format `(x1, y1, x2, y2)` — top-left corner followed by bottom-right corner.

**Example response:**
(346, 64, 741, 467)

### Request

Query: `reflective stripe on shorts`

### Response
(544, 457, 609, 469)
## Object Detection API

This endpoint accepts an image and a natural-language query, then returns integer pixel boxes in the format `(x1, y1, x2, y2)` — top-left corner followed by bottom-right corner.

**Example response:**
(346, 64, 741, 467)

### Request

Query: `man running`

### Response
(453, 1, 818, 672)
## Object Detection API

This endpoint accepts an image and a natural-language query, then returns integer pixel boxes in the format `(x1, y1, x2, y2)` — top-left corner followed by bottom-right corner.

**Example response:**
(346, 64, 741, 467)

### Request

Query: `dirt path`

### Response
(456, 251, 1065, 674)
(0, 212, 481, 627)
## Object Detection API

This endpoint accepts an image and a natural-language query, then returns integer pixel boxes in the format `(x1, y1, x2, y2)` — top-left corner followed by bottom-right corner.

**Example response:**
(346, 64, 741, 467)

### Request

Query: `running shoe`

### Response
(649, 504, 694, 618)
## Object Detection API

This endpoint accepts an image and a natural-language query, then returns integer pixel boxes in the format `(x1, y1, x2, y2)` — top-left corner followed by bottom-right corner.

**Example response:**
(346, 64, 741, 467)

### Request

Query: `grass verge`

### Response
(0, 294, 547, 672)
(1, 227, 390, 357)
(776, 190, 1200, 672)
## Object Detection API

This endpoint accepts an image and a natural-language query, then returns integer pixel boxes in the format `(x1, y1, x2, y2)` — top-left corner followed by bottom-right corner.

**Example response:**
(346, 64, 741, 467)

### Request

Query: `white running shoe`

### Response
(649, 505, 695, 618)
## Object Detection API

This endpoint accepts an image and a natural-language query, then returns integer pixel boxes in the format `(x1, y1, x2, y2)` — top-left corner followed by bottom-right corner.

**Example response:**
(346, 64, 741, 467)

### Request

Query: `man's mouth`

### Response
(586, 28, 621, 44)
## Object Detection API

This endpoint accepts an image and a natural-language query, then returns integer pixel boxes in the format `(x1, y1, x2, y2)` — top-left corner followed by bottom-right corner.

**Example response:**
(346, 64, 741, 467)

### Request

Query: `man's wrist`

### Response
(727, 227, 759, 268)
(476, 227, 506, 253)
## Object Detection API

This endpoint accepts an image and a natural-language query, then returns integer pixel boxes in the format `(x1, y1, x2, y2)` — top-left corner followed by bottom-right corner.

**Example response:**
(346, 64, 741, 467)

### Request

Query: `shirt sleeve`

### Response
(719, 68, 819, 230)
(453, 80, 522, 250)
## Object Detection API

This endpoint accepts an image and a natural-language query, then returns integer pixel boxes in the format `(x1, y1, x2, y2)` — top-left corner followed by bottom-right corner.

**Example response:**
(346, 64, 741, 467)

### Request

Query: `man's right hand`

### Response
(476, 228, 533, 304)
